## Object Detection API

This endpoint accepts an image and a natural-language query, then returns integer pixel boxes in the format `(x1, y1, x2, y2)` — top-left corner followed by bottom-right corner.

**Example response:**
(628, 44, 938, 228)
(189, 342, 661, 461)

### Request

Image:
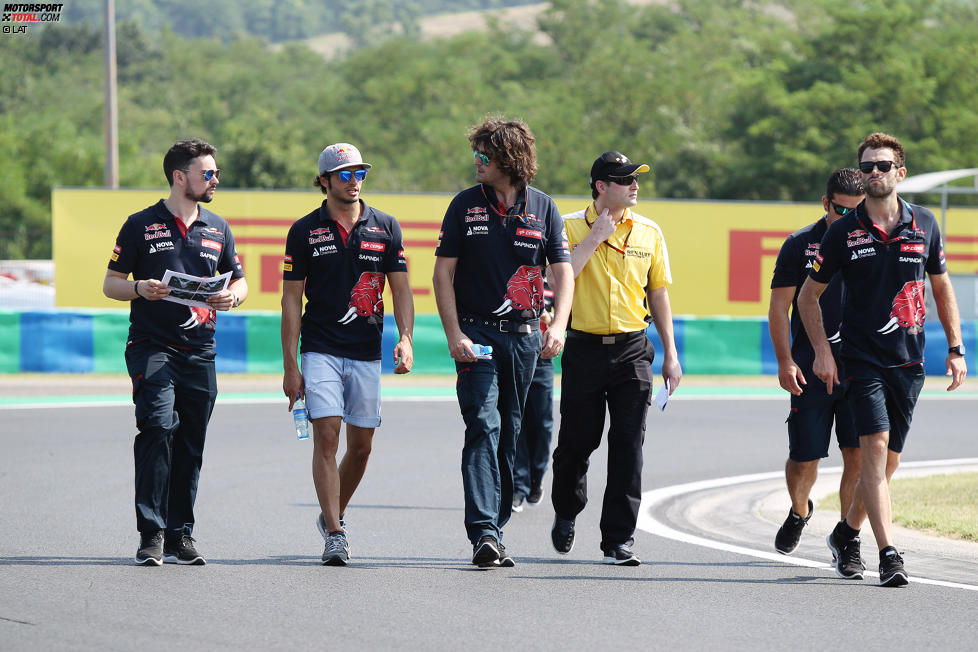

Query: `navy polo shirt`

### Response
(809, 198, 945, 368)
(771, 217, 845, 373)
(283, 200, 408, 361)
(435, 184, 569, 321)
(108, 199, 244, 349)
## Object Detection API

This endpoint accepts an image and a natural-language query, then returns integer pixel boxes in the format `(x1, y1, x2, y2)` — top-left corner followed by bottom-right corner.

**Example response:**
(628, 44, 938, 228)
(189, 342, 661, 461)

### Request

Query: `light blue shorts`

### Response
(301, 352, 382, 428)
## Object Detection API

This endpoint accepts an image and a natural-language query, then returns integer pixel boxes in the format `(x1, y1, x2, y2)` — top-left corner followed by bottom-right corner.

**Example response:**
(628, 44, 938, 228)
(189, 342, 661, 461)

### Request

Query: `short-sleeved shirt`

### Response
(283, 200, 408, 361)
(107, 199, 244, 349)
(435, 184, 569, 322)
(563, 204, 671, 335)
(771, 216, 845, 373)
(809, 198, 946, 368)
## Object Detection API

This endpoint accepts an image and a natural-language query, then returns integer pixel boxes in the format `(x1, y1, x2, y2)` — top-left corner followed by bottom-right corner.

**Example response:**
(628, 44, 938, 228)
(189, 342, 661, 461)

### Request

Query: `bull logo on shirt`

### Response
(877, 280, 926, 335)
(492, 265, 544, 318)
(179, 306, 215, 330)
(338, 272, 385, 325)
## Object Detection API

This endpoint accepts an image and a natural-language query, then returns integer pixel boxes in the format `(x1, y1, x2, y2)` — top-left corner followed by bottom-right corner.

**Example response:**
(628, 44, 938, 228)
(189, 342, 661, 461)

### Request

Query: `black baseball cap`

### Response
(589, 151, 651, 188)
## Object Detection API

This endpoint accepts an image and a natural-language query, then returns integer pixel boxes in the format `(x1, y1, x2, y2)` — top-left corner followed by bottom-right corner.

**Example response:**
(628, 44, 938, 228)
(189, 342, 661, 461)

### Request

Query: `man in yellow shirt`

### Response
(550, 151, 682, 565)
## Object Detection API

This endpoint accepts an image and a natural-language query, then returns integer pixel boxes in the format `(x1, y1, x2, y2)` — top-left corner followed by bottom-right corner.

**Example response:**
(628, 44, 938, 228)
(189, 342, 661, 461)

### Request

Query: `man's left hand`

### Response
(662, 358, 682, 395)
(206, 289, 236, 311)
(946, 354, 967, 391)
(393, 340, 414, 374)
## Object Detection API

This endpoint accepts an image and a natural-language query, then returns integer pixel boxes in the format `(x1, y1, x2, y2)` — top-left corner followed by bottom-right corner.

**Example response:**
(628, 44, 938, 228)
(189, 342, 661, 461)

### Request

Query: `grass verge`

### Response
(818, 472, 978, 542)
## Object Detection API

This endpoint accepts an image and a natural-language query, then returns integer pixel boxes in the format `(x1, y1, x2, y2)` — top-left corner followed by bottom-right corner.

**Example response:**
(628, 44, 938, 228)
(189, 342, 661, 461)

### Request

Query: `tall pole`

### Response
(104, 0, 119, 189)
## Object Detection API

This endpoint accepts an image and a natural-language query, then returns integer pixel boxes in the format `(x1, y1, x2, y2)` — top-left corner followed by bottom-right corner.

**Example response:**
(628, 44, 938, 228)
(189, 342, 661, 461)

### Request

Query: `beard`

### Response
(865, 176, 896, 198)
(185, 186, 215, 203)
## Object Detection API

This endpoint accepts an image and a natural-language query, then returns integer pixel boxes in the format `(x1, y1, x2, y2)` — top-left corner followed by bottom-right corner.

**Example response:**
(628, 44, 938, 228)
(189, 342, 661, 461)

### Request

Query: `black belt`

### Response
(459, 315, 539, 334)
(567, 329, 645, 344)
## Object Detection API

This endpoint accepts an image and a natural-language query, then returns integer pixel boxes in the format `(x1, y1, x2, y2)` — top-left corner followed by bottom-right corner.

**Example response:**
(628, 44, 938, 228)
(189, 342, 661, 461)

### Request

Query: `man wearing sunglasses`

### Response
(433, 117, 573, 568)
(103, 139, 248, 566)
(549, 151, 681, 566)
(799, 132, 967, 587)
(769, 168, 864, 558)
(282, 143, 414, 566)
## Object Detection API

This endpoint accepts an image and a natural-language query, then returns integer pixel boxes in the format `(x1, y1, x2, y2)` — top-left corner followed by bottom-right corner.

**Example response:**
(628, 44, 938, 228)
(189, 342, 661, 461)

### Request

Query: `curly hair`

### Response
(826, 167, 864, 200)
(467, 116, 538, 188)
(857, 132, 905, 168)
(163, 139, 216, 187)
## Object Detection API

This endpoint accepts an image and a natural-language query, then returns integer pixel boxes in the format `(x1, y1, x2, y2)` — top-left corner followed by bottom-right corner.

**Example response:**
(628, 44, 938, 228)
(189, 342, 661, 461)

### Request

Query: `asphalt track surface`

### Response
(2, 378, 977, 651)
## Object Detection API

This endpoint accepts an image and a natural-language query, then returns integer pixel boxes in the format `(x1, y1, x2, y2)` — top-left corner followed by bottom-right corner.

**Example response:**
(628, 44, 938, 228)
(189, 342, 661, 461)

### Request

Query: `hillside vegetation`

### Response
(2, 0, 977, 258)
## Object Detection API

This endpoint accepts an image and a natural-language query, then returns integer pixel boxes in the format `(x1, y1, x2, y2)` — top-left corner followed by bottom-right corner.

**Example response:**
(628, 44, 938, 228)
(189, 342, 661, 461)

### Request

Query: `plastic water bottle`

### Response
(293, 397, 309, 440)
(472, 344, 493, 360)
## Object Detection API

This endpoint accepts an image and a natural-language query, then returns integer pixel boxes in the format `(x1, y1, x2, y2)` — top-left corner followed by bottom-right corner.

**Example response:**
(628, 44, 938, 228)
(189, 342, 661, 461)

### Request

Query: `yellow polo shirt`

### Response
(563, 204, 672, 335)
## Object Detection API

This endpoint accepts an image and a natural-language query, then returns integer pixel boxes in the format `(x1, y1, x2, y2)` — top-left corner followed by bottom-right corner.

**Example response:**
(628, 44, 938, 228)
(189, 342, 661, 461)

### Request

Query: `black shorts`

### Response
(844, 359, 925, 453)
(787, 377, 858, 462)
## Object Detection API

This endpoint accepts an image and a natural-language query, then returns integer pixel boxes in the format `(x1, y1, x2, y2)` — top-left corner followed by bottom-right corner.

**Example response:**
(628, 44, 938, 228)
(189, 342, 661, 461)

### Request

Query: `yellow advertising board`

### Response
(53, 188, 978, 316)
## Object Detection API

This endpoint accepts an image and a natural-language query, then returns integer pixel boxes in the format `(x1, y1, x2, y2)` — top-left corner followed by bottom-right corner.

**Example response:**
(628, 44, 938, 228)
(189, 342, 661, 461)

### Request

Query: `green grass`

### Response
(818, 473, 978, 542)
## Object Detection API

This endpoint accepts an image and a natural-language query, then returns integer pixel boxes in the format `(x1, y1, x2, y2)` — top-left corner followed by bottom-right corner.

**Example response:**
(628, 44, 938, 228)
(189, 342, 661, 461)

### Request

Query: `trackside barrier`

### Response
(0, 310, 974, 376)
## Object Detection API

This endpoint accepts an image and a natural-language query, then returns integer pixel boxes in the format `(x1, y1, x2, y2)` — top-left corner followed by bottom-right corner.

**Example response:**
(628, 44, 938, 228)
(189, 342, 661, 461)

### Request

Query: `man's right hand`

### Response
(777, 360, 807, 396)
(449, 334, 477, 362)
(812, 352, 839, 394)
(590, 208, 618, 242)
(283, 367, 304, 411)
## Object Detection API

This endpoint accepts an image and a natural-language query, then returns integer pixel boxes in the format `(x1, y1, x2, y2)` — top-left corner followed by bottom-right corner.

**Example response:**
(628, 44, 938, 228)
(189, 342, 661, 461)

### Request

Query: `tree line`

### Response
(2, 0, 976, 259)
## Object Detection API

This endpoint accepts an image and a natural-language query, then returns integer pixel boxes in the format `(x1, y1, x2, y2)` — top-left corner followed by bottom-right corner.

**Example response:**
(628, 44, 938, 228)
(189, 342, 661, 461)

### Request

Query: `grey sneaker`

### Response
(135, 530, 164, 566)
(512, 495, 525, 513)
(322, 531, 350, 566)
(162, 535, 206, 565)
(316, 513, 346, 540)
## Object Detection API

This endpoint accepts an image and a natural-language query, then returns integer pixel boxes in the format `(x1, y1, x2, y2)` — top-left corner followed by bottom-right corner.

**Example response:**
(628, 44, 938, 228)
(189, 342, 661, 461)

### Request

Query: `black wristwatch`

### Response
(948, 344, 965, 356)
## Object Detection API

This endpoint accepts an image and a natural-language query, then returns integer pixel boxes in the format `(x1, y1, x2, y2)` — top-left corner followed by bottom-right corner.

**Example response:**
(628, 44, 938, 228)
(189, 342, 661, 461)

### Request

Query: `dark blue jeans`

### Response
(455, 323, 540, 545)
(513, 356, 554, 499)
(125, 341, 218, 538)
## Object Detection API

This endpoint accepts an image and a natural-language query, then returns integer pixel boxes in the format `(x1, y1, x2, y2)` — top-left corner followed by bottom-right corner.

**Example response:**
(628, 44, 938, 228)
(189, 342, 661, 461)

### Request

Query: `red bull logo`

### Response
(145, 223, 167, 231)
(310, 228, 329, 236)
(877, 280, 925, 335)
(847, 229, 867, 238)
(492, 265, 544, 318)
(179, 306, 215, 330)
(338, 272, 386, 325)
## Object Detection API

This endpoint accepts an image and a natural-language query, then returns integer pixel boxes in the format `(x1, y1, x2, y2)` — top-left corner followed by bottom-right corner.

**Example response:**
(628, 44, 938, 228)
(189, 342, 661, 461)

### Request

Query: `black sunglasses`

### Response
(829, 201, 851, 216)
(605, 175, 639, 186)
(858, 160, 897, 174)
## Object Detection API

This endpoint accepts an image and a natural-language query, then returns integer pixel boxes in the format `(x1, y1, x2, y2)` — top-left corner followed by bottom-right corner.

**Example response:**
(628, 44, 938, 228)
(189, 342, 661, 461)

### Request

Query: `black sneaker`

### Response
(774, 499, 813, 555)
(826, 530, 863, 580)
(878, 547, 909, 587)
(512, 495, 525, 513)
(135, 530, 163, 566)
(551, 516, 575, 554)
(162, 535, 206, 565)
(527, 483, 545, 505)
(472, 535, 500, 568)
(603, 544, 641, 566)
(497, 542, 515, 568)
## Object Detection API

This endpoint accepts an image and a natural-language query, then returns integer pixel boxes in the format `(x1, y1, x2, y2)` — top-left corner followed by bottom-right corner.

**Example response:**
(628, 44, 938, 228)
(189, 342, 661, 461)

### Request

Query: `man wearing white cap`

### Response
(281, 143, 414, 565)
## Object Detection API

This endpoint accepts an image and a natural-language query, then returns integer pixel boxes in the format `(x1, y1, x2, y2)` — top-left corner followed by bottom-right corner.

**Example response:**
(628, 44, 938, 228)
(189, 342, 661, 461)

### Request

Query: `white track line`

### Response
(637, 459, 978, 592)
